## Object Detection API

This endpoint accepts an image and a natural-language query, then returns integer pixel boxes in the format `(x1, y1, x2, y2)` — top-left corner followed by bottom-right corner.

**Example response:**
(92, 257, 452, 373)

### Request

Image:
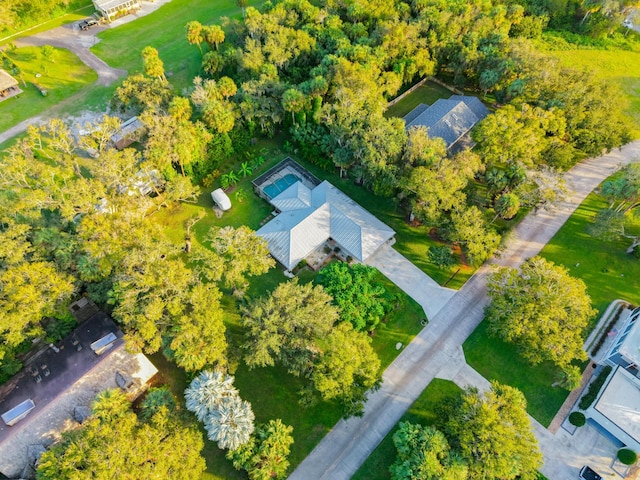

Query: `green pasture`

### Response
(548, 49, 640, 138)
(92, 0, 261, 91)
(353, 379, 462, 480)
(0, 46, 97, 133)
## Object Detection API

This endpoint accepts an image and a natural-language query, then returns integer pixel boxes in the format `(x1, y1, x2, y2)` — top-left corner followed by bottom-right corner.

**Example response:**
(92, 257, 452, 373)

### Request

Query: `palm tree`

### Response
(184, 370, 238, 422)
(239, 161, 253, 178)
(204, 396, 255, 450)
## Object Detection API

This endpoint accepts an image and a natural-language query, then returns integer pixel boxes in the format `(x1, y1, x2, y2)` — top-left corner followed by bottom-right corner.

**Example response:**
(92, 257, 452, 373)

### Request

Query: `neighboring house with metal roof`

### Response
(403, 95, 489, 152)
(93, 0, 141, 21)
(256, 180, 395, 270)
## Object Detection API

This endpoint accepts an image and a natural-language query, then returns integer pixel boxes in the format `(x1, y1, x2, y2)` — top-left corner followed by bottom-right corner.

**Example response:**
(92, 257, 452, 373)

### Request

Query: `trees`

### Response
(445, 207, 501, 266)
(227, 419, 294, 480)
(186, 21, 204, 53)
(309, 321, 381, 416)
(242, 279, 380, 416)
(445, 383, 542, 480)
(141, 46, 166, 82)
(185, 370, 254, 450)
(486, 256, 595, 370)
(203, 24, 225, 51)
(589, 164, 640, 252)
(37, 389, 206, 480)
(198, 225, 274, 292)
(242, 279, 337, 372)
(390, 422, 467, 480)
(316, 262, 391, 332)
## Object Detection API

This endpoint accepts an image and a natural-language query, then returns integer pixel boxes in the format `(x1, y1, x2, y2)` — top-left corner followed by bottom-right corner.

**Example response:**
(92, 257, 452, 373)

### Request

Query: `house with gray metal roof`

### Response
(256, 180, 395, 270)
(403, 95, 489, 151)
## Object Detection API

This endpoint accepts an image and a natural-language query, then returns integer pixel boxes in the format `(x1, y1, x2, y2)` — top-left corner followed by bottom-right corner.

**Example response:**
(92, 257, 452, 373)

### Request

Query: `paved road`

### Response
(289, 140, 640, 480)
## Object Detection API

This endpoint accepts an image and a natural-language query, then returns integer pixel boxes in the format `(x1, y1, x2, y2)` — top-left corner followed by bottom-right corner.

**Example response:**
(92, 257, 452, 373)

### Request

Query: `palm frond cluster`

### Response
(185, 370, 254, 450)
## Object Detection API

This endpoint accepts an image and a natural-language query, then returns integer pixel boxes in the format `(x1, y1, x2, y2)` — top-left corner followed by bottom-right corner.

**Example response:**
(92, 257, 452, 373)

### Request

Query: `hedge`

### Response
(579, 365, 612, 410)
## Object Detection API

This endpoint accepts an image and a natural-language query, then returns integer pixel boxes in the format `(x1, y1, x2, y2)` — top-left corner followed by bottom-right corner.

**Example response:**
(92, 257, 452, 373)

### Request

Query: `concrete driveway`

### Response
(365, 244, 456, 320)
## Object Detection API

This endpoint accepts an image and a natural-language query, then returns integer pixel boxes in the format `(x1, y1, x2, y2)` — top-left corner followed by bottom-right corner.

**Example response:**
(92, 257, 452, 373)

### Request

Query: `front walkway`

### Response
(365, 244, 456, 320)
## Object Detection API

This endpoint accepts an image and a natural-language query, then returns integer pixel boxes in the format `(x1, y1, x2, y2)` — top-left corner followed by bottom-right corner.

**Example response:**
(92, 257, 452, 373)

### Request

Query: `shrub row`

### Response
(591, 303, 628, 357)
(579, 365, 612, 410)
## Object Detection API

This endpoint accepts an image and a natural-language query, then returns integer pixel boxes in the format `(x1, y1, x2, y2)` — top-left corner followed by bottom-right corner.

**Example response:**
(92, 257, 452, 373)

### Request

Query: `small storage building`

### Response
(211, 188, 232, 211)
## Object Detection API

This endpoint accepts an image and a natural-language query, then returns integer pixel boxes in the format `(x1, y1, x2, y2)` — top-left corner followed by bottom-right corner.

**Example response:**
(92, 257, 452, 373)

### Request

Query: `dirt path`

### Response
(289, 140, 640, 480)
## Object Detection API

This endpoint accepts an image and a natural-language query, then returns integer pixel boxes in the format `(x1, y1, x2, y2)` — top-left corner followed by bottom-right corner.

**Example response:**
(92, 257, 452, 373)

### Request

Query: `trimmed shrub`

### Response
(579, 365, 612, 410)
(568, 411, 586, 427)
(618, 449, 637, 466)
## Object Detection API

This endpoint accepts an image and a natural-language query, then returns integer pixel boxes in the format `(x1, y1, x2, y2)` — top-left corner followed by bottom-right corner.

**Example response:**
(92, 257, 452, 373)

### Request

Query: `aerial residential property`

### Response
(0, 0, 639, 479)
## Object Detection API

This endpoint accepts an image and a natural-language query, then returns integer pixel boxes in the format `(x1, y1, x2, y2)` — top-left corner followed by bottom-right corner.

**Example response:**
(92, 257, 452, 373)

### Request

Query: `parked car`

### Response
(79, 18, 98, 30)
(579, 466, 603, 480)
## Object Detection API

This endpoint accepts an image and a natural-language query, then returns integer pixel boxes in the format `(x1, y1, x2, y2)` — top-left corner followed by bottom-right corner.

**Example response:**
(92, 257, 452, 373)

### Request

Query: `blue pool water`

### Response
(263, 174, 301, 198)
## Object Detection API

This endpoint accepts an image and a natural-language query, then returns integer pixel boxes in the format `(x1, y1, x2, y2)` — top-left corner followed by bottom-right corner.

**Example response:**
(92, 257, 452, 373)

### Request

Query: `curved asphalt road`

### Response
(289, 140, 640, 480)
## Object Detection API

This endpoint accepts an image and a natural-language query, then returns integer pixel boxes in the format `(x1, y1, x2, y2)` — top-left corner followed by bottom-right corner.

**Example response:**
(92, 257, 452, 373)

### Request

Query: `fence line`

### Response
(386, 77, 429, 108)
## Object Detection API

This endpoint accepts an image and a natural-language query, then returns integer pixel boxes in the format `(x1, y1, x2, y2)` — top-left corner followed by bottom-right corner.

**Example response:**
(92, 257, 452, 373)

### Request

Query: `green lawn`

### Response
(547, 49, 640, 138)
(539, 191, 640, 318)
(0, 2, 93, 45)
(464, 184, 640, 427)
(385, 80, 454, 119)
(0, 46, 97, 132)
(353, 379, 463, 480)
(463, 321, 572, 427)
(91, 0, 261, 92)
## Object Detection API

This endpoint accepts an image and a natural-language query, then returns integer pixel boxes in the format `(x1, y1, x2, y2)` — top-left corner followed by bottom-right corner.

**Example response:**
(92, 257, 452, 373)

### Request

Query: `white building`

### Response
(257, 180, 395, 270)
(93, 0, 141, 21)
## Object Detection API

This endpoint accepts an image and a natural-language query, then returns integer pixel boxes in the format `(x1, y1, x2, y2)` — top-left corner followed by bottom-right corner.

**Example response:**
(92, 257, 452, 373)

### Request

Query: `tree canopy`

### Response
(445, 383, 542, 480)
(316, 262, 392, 332)
(242, 278, 380, 416)
(486, 256, 595, 369)
(36, 389, 206, 480)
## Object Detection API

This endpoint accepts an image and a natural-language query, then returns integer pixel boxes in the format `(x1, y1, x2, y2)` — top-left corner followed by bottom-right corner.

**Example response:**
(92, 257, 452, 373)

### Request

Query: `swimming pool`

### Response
(262, 174, 301, 199)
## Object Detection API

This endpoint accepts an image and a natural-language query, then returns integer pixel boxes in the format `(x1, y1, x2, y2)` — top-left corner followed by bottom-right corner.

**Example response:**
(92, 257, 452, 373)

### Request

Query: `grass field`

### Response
(0, 2, 93, 45)
(539, 187, 640, 317)
(547, 49, 640, 138)
(463, 321, 572, 427)
(385, 80, 454, 118)
(352, 379, 462, 480)
(464, 181, 640, 427)
(0, 46, 97, 132)
(92, 0, 261, 92)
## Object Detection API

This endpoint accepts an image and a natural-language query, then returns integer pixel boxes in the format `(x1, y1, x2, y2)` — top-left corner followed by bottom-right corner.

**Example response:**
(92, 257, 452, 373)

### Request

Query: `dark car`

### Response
(579, 466, 603, 480)
(79, 18, 98, 30)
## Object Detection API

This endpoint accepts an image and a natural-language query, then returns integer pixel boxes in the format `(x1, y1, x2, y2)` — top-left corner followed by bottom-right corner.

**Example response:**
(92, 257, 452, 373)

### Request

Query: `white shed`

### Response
(211, 188, 232, 211)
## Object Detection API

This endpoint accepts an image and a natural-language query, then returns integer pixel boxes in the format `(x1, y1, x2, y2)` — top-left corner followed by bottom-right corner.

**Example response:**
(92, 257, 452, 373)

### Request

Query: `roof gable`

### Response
(257, 180, 394, 269)
(403, 95, 489, 148)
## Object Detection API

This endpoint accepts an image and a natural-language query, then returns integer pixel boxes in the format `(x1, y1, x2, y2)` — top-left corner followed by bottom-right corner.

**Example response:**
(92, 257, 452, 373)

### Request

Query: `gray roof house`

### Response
(403, 95, 489, 151)
(257, 180, 395, 270)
